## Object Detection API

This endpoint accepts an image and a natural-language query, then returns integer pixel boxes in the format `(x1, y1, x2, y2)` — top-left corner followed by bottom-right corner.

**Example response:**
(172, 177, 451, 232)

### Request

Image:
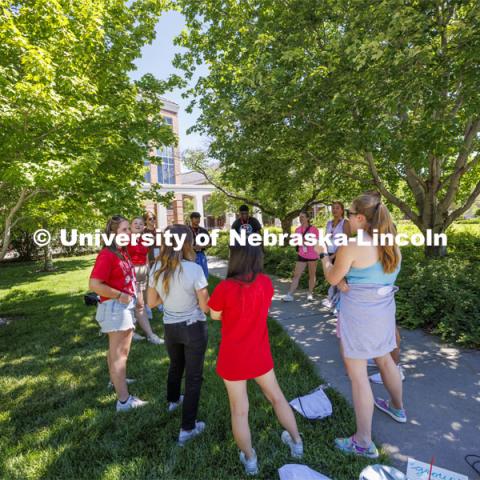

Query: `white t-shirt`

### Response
(150, 260, 208, 324)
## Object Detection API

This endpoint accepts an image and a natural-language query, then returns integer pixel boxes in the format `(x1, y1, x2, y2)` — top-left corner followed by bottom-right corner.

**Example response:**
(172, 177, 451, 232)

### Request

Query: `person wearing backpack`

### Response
(209, 244, 303, 476)
(89, 215, 148, 412)
(283, 210, 320, 302)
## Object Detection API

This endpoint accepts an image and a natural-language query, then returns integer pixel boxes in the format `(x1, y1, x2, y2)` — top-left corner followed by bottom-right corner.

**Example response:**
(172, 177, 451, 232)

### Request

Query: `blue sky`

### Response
(130, 10, 208, 152)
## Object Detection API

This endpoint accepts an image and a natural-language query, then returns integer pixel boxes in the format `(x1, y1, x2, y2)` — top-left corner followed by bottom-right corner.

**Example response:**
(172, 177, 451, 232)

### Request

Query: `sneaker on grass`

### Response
(239, 449, 258, 476)
(147, 333, 164, 345)
(282, 293, 294, 302)
(116, 395, 148, 412)
(281, 431, 303, 459)
(374, 397, 407, 423)
(307, 293, 314, 302)
(167, 395, 184, 413)
(369, 365, 405, 384)
(335, 436, 379, 459)
(178, 421, 205, 446)
(108, 378, 136, 389)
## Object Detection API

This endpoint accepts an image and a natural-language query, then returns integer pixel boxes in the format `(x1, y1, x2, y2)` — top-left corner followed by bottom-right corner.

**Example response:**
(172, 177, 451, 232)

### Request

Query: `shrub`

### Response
(396, 255, 480, 348)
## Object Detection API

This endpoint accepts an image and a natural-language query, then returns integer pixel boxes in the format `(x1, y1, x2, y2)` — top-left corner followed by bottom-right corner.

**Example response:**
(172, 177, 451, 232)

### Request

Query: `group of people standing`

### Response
(88, 191, 406, 476)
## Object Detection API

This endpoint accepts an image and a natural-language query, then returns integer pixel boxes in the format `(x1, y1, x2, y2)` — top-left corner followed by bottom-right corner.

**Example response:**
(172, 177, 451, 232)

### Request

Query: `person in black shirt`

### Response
(231, 205, 262, 236)
(189, 212, 211, 278)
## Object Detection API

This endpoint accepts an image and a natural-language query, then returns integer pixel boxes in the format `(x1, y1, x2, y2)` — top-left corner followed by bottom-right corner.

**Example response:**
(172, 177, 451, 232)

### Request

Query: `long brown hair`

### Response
(104, 215, 129, 260)
(351, 192, 400, 273)
(153, 224, 196, 295)
(332, 201, 345, 217)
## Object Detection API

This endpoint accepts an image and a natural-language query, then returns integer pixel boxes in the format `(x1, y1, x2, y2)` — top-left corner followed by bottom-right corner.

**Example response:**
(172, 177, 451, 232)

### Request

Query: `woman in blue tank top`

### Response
(316, 191, 406, 460)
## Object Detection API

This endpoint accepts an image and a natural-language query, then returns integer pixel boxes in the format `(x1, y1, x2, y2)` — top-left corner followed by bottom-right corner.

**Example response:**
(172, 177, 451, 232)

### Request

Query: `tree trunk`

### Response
(280, 217, 294, 235)
(43, 244, 55, 272)
(424, 242, 448, 258)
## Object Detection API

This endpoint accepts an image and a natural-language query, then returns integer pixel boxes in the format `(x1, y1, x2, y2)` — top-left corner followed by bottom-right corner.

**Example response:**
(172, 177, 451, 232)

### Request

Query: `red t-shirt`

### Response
(208, 273, 274, 381)
(127, 243, 149, 266)
(90, 248, 136, 302)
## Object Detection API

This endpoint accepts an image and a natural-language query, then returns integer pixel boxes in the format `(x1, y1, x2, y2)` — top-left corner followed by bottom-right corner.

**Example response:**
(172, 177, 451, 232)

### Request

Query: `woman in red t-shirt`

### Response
(208, 245, 304, 475)
(128, 216, 163, 345)
(89, 215, 147, 413)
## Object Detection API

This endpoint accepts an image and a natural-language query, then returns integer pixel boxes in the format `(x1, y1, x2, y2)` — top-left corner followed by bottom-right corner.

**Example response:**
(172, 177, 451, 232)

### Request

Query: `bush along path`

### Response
(207, 257, 480, 478)
(0, 256, 384, 480)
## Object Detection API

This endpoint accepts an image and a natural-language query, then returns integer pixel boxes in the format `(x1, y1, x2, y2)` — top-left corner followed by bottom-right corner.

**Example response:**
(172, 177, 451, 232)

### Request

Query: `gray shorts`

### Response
(95, 299, 136, 333)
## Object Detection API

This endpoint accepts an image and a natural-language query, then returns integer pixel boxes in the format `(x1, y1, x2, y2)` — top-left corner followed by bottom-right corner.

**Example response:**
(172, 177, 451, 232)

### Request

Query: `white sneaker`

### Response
(281, 431, 304, 459)
(147, 333, 164, 345)
(239, 449, 258, 476)
(282, 293, 294, 302)
(307, 293, 314, 302)
(167, 395, 184, 413)
(108, 378, 136, 389)
(369, 365, 405, 385)
(132, 333, 145, 341)
(178, 421, 206, 446)
(116, 395, 148, 412)
(321, 298, 333, 309)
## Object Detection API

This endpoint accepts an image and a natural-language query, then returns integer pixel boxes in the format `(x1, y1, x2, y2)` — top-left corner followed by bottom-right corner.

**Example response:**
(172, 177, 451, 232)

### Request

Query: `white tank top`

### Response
(326, 218, 345, 254)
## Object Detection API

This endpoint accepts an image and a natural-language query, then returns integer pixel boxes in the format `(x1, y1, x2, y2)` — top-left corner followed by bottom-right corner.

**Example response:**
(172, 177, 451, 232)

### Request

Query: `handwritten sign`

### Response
(407, 458, 468, 480)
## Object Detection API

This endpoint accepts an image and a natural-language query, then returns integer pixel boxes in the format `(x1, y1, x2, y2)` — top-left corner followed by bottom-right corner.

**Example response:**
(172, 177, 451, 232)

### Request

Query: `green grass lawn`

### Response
(0, 256, 386, 479)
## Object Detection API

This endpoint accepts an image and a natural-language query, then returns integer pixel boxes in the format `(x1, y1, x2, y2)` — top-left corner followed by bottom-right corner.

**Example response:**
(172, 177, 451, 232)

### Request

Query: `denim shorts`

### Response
(95, 298, 136, 333)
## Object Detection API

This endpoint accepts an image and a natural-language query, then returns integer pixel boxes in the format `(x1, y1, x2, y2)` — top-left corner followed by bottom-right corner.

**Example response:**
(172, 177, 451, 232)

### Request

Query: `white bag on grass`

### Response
(278, 464, 332, 480)
(359, 465, 406, 480)
(289, 385, 333, 420)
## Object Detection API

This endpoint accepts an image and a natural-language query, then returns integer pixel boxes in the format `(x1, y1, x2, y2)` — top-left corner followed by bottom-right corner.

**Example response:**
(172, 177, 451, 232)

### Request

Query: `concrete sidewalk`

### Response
(208, 257, 480, 477)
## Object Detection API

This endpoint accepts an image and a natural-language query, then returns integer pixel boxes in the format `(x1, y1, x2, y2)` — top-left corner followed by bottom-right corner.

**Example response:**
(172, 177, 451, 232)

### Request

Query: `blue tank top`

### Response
(346, 261, 400, 285)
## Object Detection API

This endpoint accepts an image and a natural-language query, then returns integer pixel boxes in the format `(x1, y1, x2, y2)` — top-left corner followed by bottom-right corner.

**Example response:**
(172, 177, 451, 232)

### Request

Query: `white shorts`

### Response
(95, 299, 136, 333)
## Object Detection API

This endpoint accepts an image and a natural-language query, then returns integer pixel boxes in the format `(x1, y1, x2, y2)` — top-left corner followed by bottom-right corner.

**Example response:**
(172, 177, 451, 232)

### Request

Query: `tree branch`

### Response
(365, 151, 422, 227)
(444, 179, 480, 229)
(192, 163, 278, 217)
(438, 117, 480, 213)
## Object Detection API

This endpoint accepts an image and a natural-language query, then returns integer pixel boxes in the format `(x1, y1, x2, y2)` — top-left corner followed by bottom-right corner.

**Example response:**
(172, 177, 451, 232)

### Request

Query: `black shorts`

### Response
(297, 255, 317, 263)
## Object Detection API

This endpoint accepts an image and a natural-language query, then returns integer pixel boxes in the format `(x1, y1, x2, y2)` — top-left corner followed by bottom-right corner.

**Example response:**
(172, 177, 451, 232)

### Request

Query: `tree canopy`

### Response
(175, 0, 480, 255)
(0, 0, 176, 260)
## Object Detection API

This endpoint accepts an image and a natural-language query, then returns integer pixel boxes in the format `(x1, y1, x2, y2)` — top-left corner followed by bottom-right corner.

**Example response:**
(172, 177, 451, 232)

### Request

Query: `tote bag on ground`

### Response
(289, 385, 333, 420)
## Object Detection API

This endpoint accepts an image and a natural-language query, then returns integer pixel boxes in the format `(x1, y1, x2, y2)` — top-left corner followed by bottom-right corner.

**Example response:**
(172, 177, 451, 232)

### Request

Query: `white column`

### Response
(253, 208, 263, 226)
(193, 193, 205, 226)
(157, 203, 168, 230)
(225, 212, 236, 229)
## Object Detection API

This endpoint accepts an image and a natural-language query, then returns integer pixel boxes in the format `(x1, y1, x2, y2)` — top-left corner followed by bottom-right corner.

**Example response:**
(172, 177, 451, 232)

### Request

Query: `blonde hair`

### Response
(153, 224, 196, 295)
(351, 192, 400, 273)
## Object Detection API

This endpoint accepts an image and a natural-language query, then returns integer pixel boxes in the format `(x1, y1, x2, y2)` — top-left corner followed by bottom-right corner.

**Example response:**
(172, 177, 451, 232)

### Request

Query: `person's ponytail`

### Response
(352, 192, 400, 274)
(370, 203, 400, 273)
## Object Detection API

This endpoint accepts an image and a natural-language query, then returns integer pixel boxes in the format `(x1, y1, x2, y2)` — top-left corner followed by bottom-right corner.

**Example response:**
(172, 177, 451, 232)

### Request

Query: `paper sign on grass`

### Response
(406, 458, 468, 480)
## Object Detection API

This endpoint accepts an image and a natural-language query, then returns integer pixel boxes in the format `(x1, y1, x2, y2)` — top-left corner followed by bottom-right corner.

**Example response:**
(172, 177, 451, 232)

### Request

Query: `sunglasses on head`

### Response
(346, 209, 357, 217)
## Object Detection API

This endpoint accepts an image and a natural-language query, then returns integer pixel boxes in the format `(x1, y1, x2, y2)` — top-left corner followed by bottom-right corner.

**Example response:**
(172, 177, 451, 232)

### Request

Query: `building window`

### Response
(164, 116, 173, 126)
(157, 146, 175, 184)
(144, 159, 151, 183)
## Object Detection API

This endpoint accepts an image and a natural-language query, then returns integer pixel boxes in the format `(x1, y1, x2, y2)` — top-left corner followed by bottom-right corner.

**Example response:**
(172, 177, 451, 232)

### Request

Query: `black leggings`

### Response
(164, 321, 208, 430)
